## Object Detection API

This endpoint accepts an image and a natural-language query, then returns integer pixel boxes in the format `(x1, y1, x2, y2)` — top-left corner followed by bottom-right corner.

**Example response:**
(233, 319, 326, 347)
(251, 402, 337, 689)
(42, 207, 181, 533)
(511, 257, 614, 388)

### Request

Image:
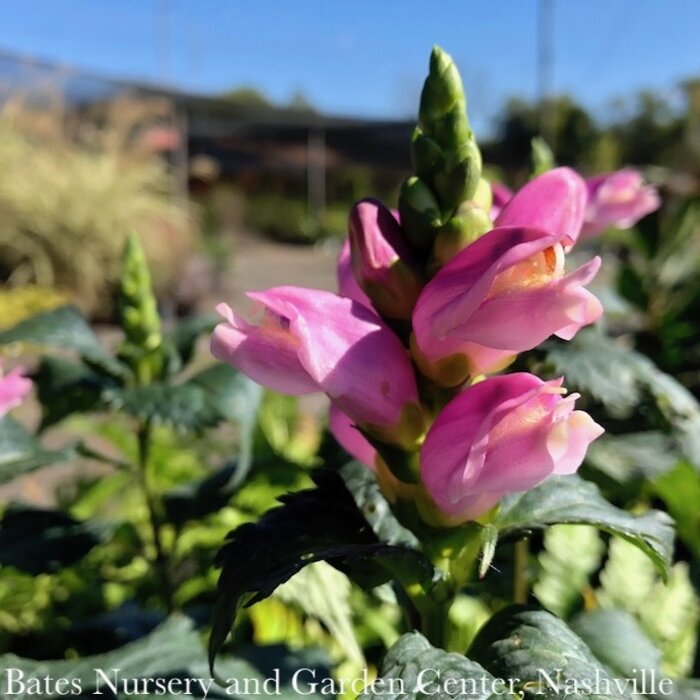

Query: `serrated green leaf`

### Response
(0, 305, 126, 377)
(469, 606, 630, 700)
(0, 504, 114, 574)
(360, 631, 496, 700)
(495, 474, 674, 579)
(570, 609, 662, 679)
(0, 416, 77, 486)
(209, 469, 434, 675)
(534, 525, 604, 618)
(106, 365, 262, 450)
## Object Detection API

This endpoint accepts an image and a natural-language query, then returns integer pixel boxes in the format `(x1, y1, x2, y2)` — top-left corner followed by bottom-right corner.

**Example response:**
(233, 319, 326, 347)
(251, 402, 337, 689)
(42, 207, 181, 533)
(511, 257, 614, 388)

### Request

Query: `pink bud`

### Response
(337, 239, 373, 308)
(582, 169, 660, 238)
(211, 287, 423, 444)
(0, 363, 32, 418)
(490, 182, 513, 220)
(329, 404, 376, 468)
(495, 167, 587, 248)
(348, 199, 422, 320)
(421, 373, 604, 522)
(412, 226, 602, 383)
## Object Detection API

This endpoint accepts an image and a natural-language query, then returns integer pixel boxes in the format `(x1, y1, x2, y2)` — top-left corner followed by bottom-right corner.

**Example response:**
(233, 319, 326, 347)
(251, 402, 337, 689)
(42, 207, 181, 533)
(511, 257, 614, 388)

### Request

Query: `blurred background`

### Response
(1, 0, 699, 326)
(1, 1, 700, 675)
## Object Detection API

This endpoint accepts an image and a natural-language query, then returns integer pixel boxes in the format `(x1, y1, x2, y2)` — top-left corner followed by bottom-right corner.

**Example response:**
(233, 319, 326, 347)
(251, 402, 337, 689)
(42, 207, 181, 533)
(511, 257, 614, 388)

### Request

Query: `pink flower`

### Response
(421, 373, 603, 522)
(348, 199, 422, 320)
(0, 363, 32, 418)
(495, 167, 587, 248)
(412, 226, 602, 384)
(329, 404, 376, 468)
(490, 182, 513, 220)
(337, 239, 373, 308)
(582, 169, 660, 238)
(211, 287, 423, 445)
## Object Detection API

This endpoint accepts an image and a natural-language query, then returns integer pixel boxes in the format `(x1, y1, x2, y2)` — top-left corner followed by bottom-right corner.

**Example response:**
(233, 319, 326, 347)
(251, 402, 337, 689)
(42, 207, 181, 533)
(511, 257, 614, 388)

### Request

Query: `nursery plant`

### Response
(0, 46, 698, 700)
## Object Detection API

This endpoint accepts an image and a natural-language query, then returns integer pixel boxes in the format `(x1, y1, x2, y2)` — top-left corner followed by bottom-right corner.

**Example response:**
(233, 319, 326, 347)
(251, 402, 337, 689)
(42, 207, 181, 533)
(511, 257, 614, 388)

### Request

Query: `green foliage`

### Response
(544, 328, 700, 466)
(494, 474, 674, 579)
(362, 632, 495, 700)
(245, 194, 348, 244)
(571, 609, 662, 679)
(0, 416, 78, 485)
(274, 562, 364, 665)
(0, 616, 330, 699)
(469, 606, 630, 700)
(534, 525, 604, 618)
(0, 504, 114, 575)
(209, 467, 434, 673)
(597, 538, 699, 677)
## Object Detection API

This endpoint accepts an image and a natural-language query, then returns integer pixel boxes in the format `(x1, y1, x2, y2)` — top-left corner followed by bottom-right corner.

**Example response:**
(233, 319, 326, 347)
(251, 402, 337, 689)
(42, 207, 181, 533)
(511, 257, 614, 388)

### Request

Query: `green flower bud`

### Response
(472, 177, 493, 212)
(433, 140, 482, 211)
(411, 128, 443, 182)
(398, 176, 443, 251)
(419, 46, 466, 133)
(431, 202, 492, 269)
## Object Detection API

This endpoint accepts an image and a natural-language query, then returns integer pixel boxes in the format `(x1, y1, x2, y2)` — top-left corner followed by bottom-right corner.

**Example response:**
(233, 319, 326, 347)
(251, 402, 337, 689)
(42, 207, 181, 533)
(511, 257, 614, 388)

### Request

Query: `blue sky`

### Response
(1, 0, 698, 132)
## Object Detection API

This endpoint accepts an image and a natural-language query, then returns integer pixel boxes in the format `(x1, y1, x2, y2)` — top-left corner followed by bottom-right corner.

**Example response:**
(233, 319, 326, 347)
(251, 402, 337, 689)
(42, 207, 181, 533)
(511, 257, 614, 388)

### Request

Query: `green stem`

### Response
(513, 537, 530, 604)
(135, 421, 173, 611)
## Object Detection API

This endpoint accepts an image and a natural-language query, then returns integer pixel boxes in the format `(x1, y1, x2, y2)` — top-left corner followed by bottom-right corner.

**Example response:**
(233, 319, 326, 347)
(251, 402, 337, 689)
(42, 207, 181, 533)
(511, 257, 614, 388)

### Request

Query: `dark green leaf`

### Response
(168, 313, 218, 368)
(495, 475, 674, 579)
(0, 504, 114, 574)
(189, 364, 263, 476)
(209, 469, 433, 674)
(339, 461, 420, 548)
(360, 632, 496, 700)
(162, 461, 240, 527)
(0, 305, 126, 377)
(0, 416, 77, 486)
(570, 609, 661, 679)
(469, 605, 631, 699)
(34, 356, 117, 429)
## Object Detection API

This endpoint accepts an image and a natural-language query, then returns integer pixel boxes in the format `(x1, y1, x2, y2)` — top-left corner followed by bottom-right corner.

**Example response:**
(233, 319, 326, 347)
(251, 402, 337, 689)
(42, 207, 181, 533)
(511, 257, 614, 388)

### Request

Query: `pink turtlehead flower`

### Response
(582, 169, 660, 238)
(0, 363, 32, 418)
(421, 373, 603, 522)
(329, 404, 377, 468)
(490, 182, 513, 220)
(495, 167, 587, 248)
(348, 199, 422, 320)
(337, 239, 373, 308)
(412, 226, 602, 381)
(211, 287, 421, 440)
